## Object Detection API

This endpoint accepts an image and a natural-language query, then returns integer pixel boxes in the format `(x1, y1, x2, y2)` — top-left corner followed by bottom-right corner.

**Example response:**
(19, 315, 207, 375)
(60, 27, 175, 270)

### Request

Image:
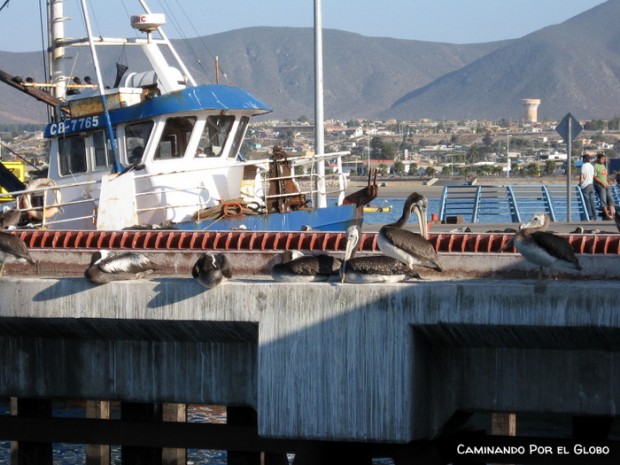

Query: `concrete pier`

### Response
(0, 262, 619, 463)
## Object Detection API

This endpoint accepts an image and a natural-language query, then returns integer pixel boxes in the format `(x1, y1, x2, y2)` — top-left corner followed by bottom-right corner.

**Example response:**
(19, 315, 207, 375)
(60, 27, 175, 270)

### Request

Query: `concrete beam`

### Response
(0, 277, 619, 443)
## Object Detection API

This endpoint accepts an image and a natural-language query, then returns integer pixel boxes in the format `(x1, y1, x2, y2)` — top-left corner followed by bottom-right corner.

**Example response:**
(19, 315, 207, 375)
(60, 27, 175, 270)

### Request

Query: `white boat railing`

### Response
(0, 151, 351, 229)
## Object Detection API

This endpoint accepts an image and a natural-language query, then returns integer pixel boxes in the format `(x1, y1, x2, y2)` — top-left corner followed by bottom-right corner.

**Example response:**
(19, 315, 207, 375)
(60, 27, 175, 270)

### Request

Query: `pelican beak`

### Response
(413, 201, 429, 239)
(341, 226, 359, 283)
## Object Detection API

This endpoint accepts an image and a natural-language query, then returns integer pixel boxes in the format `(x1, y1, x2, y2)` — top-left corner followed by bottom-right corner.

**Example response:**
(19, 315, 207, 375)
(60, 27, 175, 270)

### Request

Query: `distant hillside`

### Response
(0, 0, 619, 124)
(385, 0, 620, 121)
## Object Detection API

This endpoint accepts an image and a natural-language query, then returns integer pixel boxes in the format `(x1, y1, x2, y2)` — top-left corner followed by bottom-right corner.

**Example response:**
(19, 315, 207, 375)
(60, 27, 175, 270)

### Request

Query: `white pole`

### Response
(314, 0, 326, 208)
(49, 0, 67, 102)
(79, 0, 122, 172)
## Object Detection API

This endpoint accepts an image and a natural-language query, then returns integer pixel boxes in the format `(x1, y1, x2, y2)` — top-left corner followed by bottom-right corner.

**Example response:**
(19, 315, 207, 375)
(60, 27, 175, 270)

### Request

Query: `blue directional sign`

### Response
(555, 113, 583, 142)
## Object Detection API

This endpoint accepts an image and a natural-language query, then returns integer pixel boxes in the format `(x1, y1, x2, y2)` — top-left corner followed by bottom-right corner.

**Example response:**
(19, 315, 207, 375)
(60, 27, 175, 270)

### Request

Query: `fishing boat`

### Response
(0, 1, 361, 232)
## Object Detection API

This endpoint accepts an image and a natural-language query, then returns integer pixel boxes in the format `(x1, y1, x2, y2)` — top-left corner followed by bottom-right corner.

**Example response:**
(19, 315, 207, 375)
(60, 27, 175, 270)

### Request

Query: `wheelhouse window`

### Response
(155, 116, 196, 160)
(125, 121, 154, 164)
(58, 135, 87, 175)
(93, 130, 112, 169)
(230, 116, 249, 160)
(197, 115, 235, 157)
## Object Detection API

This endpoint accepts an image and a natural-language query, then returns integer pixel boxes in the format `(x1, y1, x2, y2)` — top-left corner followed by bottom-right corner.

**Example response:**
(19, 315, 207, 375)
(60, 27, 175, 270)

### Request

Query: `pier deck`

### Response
(0, 228, 619, 463)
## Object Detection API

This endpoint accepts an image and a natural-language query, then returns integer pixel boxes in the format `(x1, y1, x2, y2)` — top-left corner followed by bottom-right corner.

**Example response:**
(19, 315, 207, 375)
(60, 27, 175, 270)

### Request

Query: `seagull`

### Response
(0, 230, 35, 276)
(340, 225, 421, 283)
(270, 250, 341, 282)
(84, 250, 157, 285)
(378, 192, 442, 272)
(192, 253, 232, 289)
(513, 212, 581, 279)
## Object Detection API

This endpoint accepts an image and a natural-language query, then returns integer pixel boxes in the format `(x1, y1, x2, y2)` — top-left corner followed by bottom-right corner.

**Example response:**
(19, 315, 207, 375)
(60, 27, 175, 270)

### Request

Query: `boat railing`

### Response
(0, 180, 99, 228)
(0, 150, 351, 229)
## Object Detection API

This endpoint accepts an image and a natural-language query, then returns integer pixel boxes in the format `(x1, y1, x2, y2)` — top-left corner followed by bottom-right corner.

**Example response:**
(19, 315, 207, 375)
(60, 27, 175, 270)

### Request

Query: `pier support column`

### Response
(492, 412, 516, 465)
(227, 406, 260, 465)
(120, 402, 163, 465)
(11, 398, 53, 465)
(86, 400, 111, 465)
(162, 403, 187, 465)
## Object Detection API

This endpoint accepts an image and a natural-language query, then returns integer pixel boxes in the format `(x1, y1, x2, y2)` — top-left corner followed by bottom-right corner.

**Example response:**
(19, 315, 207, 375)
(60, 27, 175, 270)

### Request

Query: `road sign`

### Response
(555, 113, 583, 142)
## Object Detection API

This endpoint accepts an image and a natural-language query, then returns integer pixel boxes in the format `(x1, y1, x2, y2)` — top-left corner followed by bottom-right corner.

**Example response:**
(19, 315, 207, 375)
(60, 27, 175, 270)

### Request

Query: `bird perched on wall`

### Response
(192, 253, 232, 289)
(84, 250, 157, 285)
(0, 230, 35, 276)
(271, 250, 341, 282)
(378, 192, 442, 273)
(340, 225, 421, 283)
(0, 208, 20, 229)
(513, 212, 581, 279)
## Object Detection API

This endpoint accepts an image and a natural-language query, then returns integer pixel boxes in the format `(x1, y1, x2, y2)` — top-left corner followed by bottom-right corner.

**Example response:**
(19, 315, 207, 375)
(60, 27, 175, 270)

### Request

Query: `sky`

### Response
(0, 0, 608, 53)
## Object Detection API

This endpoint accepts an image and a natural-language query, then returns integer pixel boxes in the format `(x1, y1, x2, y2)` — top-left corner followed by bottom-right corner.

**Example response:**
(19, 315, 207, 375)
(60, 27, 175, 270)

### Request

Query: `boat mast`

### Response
(314, 0, 327, 208)
(49, 0, 67, 112)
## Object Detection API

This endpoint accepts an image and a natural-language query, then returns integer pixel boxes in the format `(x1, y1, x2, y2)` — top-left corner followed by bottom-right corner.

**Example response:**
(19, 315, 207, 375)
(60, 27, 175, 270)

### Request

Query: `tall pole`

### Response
(49, 0, 67, 104)
(314, 0, 326, 207)
(566, 120, 572, 222)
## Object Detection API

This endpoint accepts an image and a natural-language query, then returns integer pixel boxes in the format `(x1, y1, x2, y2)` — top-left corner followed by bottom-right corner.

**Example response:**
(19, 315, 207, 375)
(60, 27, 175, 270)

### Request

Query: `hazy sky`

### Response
(0, 0, 608, 52)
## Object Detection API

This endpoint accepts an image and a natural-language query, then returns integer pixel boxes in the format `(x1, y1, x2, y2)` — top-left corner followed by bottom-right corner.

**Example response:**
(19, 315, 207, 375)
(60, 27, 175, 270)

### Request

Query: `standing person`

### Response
(593, 153, 616, 220)
(579, 154, 597, 220)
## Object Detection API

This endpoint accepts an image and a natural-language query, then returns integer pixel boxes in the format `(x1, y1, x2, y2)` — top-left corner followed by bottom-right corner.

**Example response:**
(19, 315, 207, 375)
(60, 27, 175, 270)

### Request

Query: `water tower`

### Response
(522, 99, 541, 123)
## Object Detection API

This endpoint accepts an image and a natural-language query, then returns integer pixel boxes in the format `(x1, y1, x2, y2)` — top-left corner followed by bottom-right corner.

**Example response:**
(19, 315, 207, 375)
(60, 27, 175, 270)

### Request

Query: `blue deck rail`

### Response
(439, 184, 618, 223)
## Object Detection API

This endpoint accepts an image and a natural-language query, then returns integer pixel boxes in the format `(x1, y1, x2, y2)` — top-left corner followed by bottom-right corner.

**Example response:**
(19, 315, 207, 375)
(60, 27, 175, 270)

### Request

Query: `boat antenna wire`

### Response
(78, 0, 123, 174)
(37, 0, 51, 122)
(138, 0, 197, 86)
(0, 0, 9, 12)
(156, 0, 222, 84)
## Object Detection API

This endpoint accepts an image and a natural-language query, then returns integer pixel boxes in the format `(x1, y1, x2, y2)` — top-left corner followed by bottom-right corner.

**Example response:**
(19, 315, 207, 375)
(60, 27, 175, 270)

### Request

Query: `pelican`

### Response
(340, 225, 421, 283)
(378, 192, 442, 272)
(513, 212, 581, 279)
(84, 250, 157, 285)
(0, 231, 35, 276)
(0, 208, 20, 229)
(192, 253, 232, 289)
(270, 250, 341, 282)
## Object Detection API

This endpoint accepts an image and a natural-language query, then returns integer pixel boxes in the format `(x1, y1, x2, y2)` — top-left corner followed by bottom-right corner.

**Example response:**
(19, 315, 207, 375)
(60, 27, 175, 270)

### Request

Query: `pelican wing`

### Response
(381, 226, 442, 271)
(217, 254, 233, 279)
(98, 252, 154, 273)
(0, 231, 34, 264)
(347, 255, 421, 278)
(288, 255, 341, 276)
(530, 232, 580, 268)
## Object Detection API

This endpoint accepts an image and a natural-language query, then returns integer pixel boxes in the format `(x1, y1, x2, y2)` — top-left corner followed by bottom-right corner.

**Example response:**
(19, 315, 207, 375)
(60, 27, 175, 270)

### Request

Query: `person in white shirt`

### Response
(579, 154, 597, 220)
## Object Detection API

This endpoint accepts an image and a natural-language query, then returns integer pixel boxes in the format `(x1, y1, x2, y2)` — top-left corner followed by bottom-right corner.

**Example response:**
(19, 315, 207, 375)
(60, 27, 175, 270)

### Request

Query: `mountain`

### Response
(0, 0, 618, 124)
(385, 0, 620, 121)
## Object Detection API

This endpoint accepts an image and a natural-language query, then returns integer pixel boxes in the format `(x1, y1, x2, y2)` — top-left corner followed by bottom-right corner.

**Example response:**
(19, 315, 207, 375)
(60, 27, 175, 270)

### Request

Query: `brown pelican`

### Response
(84, 250, 157, 285)
(513, 212, 581, 279)
(270, 250, 341, 282)
(378, 192, 442, 272)
(340, 225, 421, 283)
(0, 231, 35, 276)
(0, 208, 20, 229)
(192, 253, 232, 289)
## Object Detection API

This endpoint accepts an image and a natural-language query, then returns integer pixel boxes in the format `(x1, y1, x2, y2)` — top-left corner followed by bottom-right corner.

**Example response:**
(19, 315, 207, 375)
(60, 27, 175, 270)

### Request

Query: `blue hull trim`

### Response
(45, 85, 272, 138)
(180, 205, 362, 232)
